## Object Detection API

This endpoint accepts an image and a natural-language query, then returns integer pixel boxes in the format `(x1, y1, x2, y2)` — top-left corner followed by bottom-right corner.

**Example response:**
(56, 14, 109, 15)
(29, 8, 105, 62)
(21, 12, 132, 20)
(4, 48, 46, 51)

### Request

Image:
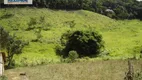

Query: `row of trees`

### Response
(1, 0, 141, 19)
(33, 0, 142, 19)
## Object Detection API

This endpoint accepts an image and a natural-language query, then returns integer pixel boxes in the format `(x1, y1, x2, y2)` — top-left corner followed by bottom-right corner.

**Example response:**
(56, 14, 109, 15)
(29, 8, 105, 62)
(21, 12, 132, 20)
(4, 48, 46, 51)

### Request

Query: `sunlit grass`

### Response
(5, 60, 142, 80)
(0, 8, 142, 66)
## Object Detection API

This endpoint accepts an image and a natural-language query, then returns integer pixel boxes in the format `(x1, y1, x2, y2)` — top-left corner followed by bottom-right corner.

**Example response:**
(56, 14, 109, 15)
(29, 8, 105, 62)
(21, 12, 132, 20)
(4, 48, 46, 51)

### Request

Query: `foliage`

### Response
(65, 20, 76, 28)
(0, 76, 7, 80)
(131, 46, 142, 59)
(134, 70, 142, 80)
(0, 26, 25, 67)
(1, 0, 141, 19)
(68, 50, 79, 62)
(6, 37, 25, 67)
(61, 30, 104, 57)
(0, 26, 9, 49)
(26, 17, 37, 31)
(0, 8, 142, 66)
(0, 9, 14, 20)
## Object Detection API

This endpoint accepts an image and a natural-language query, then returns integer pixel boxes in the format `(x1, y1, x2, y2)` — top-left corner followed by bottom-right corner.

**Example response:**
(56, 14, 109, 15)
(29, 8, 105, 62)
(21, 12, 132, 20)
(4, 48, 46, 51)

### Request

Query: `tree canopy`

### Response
(60, 30, 104, 57)
(0, 26, 24, 67)
(0, 0, 142, 19)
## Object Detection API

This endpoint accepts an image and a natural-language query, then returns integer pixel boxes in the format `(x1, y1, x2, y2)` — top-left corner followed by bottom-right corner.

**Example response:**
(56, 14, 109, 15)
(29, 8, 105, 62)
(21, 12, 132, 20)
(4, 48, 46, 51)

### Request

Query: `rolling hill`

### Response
(0, 8, 142, 66)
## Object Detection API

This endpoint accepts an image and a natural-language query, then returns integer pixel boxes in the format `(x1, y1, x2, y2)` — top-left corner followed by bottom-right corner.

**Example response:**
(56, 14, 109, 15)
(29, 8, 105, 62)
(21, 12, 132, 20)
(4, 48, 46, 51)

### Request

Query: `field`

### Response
(0, 7, 142, 80)
(0, 8, 142, 66)
(5, 60, 142, 80)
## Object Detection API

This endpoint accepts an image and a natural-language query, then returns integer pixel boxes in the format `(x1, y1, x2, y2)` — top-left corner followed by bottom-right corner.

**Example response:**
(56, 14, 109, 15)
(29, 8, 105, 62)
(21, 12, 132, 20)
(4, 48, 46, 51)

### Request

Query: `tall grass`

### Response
(4, 60, 142, 80)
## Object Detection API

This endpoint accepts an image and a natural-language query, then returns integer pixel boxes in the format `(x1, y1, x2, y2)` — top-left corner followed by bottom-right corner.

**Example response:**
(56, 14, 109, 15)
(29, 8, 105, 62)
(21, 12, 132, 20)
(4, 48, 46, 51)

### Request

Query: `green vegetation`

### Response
(0, 26, 24, 67)
(0, 26, 9, 49)
(0, 76, 7, 80)
(33, 0, 142, 19)
(0, 4, 142, 80)
(68, 50, 79, 62)
(0, 1, 142, 80)
(60, 30, 104, 57)
(134, 70, 142, 80)
(1, 0, 142, 19)
(0, 8, 142, 66)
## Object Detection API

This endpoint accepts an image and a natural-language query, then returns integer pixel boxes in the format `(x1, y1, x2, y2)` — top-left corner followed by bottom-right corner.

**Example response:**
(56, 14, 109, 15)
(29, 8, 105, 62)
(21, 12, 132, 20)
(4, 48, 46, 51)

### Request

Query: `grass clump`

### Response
(134, 70, 142, 80)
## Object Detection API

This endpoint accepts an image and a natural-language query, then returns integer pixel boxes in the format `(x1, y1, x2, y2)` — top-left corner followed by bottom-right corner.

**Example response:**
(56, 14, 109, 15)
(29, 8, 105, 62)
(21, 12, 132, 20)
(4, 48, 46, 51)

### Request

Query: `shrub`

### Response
(6, 38, 25, 67)
(0, 26, 25, 67)
(134, 70, 142, 80)
(131, 46, 142, 59)
(34, 28, 42, 42)
(55, 45, 65, 56)
(60, 30, 104, 57)
(0, 76, 8, 80)
(65, 20, 76, 28)
(0, 26, 9, 49)
(26, 17, 37, 31)
(28, 17, 37, 26)
(68, 50, 79, 62)
(0, 10, 14, 20)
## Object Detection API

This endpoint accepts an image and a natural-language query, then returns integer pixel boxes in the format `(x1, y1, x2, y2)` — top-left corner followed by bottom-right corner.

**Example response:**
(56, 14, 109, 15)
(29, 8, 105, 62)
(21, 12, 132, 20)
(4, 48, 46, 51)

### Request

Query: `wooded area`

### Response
(0, 0, 142, 19)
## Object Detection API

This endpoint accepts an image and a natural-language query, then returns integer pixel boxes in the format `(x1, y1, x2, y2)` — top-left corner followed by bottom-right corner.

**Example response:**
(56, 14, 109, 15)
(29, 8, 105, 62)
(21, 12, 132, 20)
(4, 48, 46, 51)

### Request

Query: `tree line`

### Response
(0, 0, 142, 19)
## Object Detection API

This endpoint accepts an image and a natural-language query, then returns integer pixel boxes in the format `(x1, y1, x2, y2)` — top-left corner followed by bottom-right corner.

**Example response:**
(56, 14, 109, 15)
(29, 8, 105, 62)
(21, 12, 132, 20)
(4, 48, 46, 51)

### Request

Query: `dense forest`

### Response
(0, 0, 142, 19)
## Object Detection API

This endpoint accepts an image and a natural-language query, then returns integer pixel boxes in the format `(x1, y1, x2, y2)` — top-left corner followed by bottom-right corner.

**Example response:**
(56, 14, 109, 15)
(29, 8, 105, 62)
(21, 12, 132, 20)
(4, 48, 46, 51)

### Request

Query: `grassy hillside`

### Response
(0, 8, 142, 66)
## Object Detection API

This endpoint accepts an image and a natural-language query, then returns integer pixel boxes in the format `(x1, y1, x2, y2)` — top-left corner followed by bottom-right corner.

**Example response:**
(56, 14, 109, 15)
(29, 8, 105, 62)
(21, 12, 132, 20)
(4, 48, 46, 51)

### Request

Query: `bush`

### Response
(0, 26, 25, 67)
(55, 45, 65, 56)
(64, 20, 76, 28)
(131, 46, 142, 59)
(60, 30, 104, 57)
(0, 76, 8, 80)
(134, 70, 142, 80)
(68, 50, 79, 62)
(0, 10, 14, 20)
(26, 17, 37, 31)
(0, 26, 9, 49)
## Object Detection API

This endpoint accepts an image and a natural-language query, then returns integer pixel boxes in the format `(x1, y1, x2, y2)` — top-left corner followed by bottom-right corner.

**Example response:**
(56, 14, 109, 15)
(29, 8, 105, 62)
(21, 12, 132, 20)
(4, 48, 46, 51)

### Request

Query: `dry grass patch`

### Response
(5, 60, 142, 80)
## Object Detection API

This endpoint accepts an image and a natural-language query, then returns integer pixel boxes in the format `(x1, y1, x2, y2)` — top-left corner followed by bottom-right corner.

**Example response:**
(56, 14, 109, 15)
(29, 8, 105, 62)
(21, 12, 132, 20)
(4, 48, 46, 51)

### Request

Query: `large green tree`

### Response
(0, 26, 24, 67)
(60, 30, 104, 57)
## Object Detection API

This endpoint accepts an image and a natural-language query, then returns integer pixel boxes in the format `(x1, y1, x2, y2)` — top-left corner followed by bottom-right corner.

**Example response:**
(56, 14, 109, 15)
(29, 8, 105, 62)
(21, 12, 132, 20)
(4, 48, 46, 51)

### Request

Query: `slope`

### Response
(0, 8, 142, 66)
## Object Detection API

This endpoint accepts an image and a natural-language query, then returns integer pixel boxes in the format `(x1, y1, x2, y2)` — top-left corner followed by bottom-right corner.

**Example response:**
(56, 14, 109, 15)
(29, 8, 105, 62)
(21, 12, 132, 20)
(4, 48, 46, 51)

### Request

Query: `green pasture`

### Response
(0, 8, 142, 66)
